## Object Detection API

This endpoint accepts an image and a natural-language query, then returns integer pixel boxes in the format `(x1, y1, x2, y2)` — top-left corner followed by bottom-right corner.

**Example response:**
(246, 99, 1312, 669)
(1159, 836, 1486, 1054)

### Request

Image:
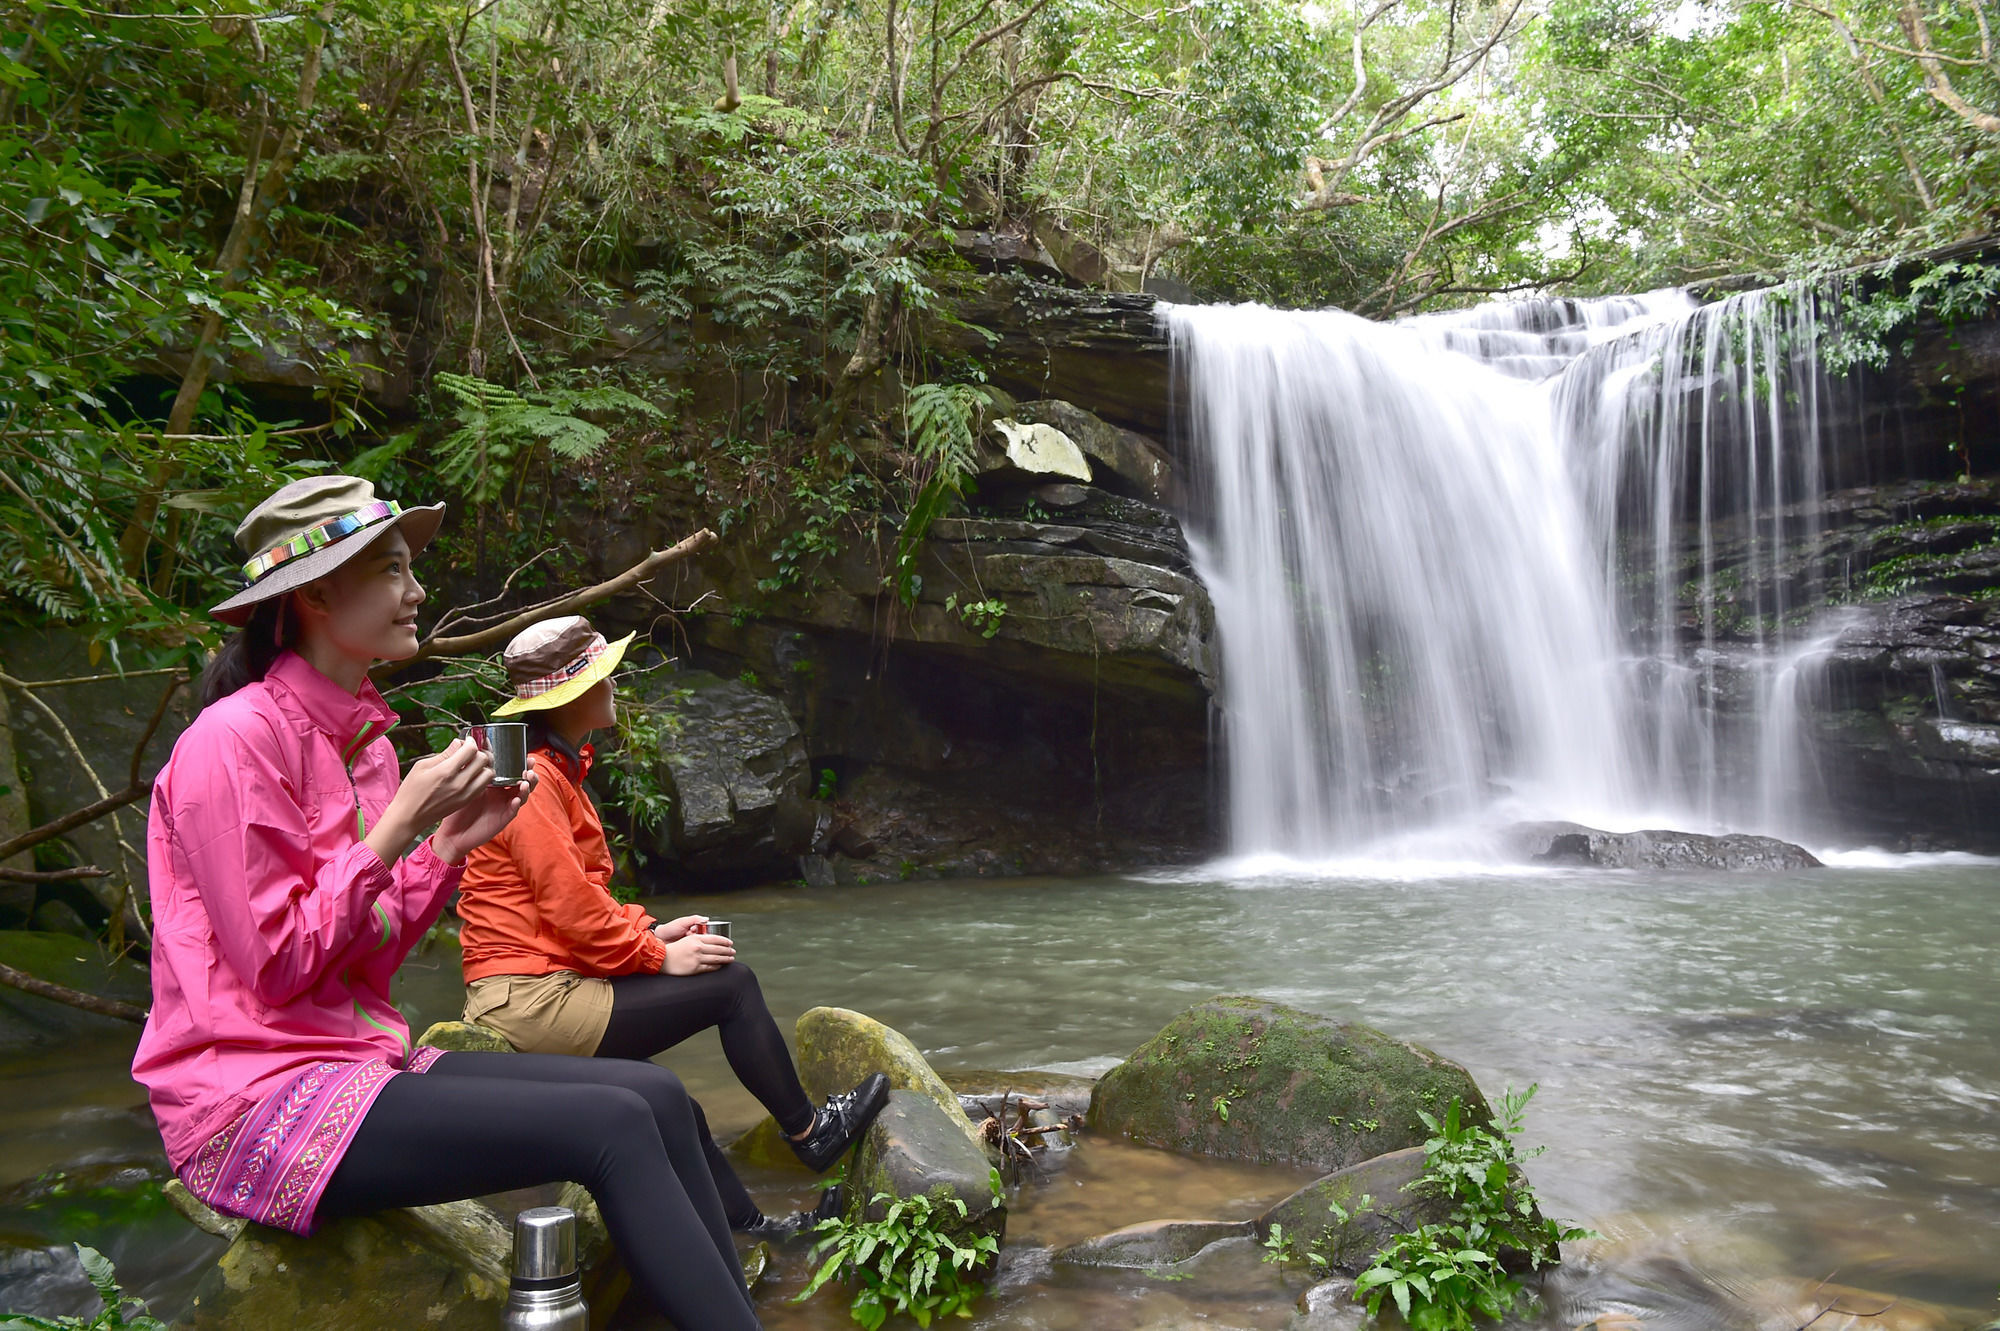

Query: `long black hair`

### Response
(199, 596, 300, 710)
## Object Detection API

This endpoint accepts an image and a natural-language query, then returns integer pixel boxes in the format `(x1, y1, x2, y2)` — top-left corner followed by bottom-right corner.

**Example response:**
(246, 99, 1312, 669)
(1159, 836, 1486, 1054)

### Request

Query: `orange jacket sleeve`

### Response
(509, 775, 667, 977)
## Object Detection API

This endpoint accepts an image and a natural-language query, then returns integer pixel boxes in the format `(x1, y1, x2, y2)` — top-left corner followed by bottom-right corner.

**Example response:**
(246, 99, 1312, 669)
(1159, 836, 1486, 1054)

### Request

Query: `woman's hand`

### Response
(660, 931, 734, 975)
(431, 756, 539, 863)
(651, 915, 707, 944)
(366, 738, 491, 865)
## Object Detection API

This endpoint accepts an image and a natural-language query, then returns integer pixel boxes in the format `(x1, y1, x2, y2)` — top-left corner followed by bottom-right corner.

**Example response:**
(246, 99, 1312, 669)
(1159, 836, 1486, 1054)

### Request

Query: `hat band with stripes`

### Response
(241, 501, 404, 583)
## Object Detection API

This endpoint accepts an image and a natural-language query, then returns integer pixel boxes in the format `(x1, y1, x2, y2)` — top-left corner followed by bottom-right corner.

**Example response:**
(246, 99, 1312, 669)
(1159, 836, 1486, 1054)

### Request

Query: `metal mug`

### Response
(504, 1206, 587, 1331)
(701, 919, 732, 941)
(465, 721, 529, 786)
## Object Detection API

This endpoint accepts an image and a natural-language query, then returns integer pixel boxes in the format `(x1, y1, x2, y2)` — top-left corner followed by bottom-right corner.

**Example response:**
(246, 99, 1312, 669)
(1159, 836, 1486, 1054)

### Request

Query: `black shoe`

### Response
(742, 1185, 845, 1243)
(789, 1073, 890, 1172)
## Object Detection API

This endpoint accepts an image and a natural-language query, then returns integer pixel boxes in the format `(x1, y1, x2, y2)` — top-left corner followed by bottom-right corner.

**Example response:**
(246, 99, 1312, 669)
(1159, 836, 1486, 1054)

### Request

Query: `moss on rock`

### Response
(795, 1005, 982, 1152)
(1088, 996, 1489, 1171)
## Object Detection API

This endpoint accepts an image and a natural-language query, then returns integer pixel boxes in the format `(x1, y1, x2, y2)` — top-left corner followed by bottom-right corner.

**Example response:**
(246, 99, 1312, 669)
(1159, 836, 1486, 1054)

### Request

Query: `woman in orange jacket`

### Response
(454, 615, 886, 1240)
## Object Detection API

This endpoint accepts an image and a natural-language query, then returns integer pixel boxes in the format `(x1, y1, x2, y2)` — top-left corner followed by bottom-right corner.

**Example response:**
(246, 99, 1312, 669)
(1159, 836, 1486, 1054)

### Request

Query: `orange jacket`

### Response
(458, 742, 667, 982)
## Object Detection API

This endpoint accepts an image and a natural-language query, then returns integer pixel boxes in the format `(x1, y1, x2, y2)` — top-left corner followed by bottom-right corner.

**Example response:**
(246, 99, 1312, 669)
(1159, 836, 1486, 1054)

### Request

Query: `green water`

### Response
(5, 858, 1999, 1325)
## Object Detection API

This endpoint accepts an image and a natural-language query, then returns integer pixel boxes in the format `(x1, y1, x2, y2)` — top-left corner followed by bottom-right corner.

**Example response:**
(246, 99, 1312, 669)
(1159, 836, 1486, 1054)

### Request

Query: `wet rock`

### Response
(794, 1005, 985, 1153)
(1089, 997, 1489, 1172)
(1053, 1218, 1255, 1268)
(0, 930, 151, 1052)
(415, 1020, 515, 1053)
(1506, 821, 1821, 870)
(30, 899, 92, 938)
(628, 670, 808, 887)
(848, 1090, 1006, 1244)
(1256, 1147, 1443, 1274)
(1292, 1276, 1364, 1331)
(180, 1186, 621, 1331)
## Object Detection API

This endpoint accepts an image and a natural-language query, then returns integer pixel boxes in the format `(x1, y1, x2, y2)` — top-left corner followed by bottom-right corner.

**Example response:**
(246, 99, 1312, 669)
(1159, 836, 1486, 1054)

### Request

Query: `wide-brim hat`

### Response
(210, 475, 445, 626)
(492, 615, 636, 716)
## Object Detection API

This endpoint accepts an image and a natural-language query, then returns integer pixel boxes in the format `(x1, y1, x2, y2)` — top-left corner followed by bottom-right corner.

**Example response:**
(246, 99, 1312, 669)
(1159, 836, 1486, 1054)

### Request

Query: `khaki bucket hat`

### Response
(209, 475, 445, 626)
(492, 615, 635, 716)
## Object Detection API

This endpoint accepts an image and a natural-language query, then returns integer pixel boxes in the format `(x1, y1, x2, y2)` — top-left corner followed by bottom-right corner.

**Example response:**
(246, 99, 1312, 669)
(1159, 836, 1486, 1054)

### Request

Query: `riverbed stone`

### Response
(416, 1019, 516, 1053)
(1505, 821, 1821, 870)
(849, 1089, 1005, 1245)
(1291, 1276, 1365, 1331)
(1089, 997, 1489, 1172)
(795, 1005, 984, 1152)
(1053, 1218, 1255, 1269)
(1256, 1147, 1445, 1273)
(180, 1185, 625, 1331)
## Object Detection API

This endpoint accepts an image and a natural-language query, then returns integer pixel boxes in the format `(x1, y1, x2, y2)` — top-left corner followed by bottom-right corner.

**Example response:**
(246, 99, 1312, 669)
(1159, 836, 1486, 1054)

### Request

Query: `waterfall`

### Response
(1167, 285, 1849, 856)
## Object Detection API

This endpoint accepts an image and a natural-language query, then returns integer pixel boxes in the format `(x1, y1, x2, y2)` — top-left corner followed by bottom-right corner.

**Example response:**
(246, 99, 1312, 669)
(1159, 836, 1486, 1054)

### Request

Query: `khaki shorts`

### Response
(463, 971, 614, 1057)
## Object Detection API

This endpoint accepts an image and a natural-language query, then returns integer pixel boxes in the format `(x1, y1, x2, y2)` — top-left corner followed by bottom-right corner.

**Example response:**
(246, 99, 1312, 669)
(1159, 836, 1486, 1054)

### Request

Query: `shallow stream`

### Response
(4, 857, 1998, 1326)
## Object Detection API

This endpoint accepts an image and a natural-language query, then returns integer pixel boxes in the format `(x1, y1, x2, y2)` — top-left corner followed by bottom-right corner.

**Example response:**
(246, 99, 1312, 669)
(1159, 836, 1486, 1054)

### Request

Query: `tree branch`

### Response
(0, 962, 146, 1023)
(1899, 0, 2000, 131)
(377, 528, 719, 677)
(0, 864, 109, 883)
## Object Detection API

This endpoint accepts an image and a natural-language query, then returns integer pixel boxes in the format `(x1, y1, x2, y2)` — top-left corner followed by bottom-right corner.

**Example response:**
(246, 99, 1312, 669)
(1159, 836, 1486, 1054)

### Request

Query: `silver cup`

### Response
(703, 919, 731, 940)
(466, 721, 529, 786)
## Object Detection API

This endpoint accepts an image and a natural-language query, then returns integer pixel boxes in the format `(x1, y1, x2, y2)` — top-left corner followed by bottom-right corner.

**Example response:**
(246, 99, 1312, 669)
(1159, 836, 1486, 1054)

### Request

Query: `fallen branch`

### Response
(0, 961, 147, 1023)
(0, 785, 151, 864)
(0, 864, 109, 883)
(378, 528, 719, 677)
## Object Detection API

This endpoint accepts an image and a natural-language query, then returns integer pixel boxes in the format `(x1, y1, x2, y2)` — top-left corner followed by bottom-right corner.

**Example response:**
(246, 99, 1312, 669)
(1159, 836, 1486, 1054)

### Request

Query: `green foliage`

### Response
(432, 373, 665, 505)
(795, 1191, 999, 1329)
(815, 767, 839, 800)
(592, 685, 688, 881)
(893, 382, 992, 606)
(1823, 261, 2000, 376)
(0, 1245, 166, 1330)
(942, 593, 1007, 639)
(1353, 1088, 1593, 1331)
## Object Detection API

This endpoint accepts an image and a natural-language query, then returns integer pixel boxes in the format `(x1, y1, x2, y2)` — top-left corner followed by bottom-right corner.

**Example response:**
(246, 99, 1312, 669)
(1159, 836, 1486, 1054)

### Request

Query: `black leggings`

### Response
(318, 1051, 759, 1331)
(599, 964, 815, 1134)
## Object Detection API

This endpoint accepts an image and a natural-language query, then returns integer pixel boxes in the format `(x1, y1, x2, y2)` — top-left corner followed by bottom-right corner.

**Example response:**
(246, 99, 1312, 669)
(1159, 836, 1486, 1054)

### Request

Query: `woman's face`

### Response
(297, 528, 425, 664)
(572, 678, 617, 733)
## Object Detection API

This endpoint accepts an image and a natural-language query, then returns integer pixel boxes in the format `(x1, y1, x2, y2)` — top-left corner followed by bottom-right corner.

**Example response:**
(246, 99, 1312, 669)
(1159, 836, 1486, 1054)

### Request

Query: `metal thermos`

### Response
(503, 1206, 587, 1331)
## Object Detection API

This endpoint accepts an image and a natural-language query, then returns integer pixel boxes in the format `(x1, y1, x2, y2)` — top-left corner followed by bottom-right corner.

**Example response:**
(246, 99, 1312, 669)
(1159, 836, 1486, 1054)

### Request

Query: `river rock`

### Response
(1054, 1218, 1255, 1269)
(1291, 1276, 1365, 1331)
(415, 1020, 515, 1053)
(1505, 821, 1821, 870)
(795, 1005, 984, 1152)
(848, 1089, 1006, 1244)
(1089, 997, 1489, 1171)
(0, 930, 151, 1051)
(179, 1184, 623, 1331)
(1257, 1147, 1444, 1274)
(628, 669, 808, 887)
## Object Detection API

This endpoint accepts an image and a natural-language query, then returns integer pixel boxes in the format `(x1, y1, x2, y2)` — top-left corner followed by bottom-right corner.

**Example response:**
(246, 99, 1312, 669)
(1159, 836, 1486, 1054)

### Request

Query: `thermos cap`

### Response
(512, 1206, 577, 1281)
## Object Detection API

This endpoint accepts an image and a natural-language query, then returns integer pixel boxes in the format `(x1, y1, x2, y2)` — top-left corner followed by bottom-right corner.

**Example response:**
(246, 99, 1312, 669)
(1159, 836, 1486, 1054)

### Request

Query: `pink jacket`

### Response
(132, 651, 463, 1169)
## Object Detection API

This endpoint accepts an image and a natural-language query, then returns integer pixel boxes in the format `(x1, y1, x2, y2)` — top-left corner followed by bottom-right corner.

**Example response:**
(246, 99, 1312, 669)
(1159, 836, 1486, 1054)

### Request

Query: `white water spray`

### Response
(1167, 286, 1848, 855)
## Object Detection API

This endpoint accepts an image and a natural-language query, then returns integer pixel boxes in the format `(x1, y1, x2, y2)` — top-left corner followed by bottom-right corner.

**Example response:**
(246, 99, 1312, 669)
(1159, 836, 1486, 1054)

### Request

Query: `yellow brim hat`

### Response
(492, 628, 636, 716)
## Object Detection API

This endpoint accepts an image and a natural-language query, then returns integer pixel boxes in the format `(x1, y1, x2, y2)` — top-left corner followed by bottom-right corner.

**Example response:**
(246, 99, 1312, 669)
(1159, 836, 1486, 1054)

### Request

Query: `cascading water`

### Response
(1167, 284, 1851, 857)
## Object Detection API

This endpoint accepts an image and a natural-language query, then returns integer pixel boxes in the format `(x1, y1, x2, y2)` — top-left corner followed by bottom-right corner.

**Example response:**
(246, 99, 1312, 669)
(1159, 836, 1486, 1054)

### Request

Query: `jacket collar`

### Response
(534, 730, 595, 783)
(266, 650, 400, 761)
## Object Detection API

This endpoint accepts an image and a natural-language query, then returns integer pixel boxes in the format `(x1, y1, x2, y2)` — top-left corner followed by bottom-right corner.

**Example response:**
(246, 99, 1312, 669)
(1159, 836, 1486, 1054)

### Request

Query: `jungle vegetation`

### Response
(0, 0, 1995, 655)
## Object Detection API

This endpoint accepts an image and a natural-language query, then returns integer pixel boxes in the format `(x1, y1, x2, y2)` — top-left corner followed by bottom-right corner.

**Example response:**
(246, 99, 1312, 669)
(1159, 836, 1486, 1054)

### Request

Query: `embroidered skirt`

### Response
(178, 1047, 446, 1236)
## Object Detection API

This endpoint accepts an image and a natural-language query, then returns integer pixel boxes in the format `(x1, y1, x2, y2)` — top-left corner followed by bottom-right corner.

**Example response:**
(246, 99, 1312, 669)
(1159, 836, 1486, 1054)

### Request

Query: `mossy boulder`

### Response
(1088, 997, 1489, 1171)
(415, 1020, 515, 1053)
(795, 1006, 983, 1154)
(0, 930, 151, 1051)
(177, 1184, 625, 1331)
(849, 1090, 1004, 1246)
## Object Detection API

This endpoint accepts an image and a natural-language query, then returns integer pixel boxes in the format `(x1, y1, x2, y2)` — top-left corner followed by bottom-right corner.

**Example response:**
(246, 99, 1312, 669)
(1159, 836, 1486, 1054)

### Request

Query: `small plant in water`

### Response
(1354, 1086, 1593, 1331)
(0, 1245, 166, 1330)
(796, 1189, 1000, 1329)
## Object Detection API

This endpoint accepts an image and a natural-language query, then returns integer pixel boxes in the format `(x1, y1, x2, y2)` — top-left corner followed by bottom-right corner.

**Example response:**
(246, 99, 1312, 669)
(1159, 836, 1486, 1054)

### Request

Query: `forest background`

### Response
(0, 0, 1996, 917)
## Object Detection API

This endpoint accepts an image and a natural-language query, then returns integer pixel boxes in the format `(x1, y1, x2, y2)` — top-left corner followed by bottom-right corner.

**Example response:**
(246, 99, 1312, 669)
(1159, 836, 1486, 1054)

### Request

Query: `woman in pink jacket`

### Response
(132, 475, 760, 1330)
